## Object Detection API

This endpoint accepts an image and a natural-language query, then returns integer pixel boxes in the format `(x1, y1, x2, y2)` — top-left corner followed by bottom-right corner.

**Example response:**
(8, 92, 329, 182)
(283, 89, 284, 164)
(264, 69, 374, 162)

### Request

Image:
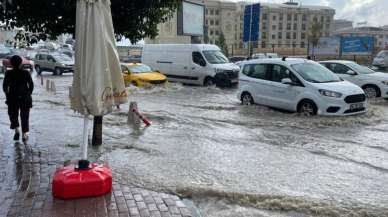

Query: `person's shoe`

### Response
(22, 133, 29, 143)
(13, 132, 20, 141)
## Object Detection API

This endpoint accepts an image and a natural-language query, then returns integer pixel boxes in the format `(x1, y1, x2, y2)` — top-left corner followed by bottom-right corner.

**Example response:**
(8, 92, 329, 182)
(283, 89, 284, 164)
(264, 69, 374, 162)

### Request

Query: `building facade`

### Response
(146, 0, 336, 56)
(333, 19, 353, 31)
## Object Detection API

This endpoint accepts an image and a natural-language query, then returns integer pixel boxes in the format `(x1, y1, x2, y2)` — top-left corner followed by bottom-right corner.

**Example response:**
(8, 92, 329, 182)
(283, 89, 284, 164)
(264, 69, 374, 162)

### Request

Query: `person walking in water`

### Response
(2, 55, 34, 143)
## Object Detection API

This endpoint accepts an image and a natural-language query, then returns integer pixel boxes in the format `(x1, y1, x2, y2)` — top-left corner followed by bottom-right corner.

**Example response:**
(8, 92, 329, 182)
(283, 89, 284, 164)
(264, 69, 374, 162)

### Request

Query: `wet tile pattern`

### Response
(1, 146, 193, 217)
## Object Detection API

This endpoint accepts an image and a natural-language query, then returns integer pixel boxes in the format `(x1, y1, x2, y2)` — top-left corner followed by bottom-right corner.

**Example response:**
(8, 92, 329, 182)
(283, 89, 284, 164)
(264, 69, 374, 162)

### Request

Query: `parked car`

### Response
(229, 56, 247, 63)
(320, 60, 388, 99)
(372, 50, 388, 70)
(120, 63, 167, 87)
(238, 58, 367, 116)
(2, 55, 34, 73)
(34, 53, 74, 75)
(251, 53, 266, 59)
(142, 44, 239, 87)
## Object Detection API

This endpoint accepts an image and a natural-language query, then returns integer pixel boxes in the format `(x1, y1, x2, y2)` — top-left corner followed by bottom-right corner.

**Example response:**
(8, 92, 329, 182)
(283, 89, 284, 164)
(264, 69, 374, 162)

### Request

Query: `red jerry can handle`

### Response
(132, 108, 151, 126)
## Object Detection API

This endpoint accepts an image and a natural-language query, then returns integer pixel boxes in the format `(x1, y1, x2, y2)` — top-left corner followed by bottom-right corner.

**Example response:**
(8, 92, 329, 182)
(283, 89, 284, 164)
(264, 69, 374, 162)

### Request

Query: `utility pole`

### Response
(248, 3, 253, 58)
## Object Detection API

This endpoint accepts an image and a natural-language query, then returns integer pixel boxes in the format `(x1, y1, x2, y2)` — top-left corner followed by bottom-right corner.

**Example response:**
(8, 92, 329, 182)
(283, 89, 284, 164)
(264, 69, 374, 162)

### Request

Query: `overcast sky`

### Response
(233, 0, 387, 27)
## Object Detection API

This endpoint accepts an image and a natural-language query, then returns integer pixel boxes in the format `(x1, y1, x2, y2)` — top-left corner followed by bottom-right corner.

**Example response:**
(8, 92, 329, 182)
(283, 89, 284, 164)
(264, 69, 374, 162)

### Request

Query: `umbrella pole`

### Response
(82, 116, 89, 160)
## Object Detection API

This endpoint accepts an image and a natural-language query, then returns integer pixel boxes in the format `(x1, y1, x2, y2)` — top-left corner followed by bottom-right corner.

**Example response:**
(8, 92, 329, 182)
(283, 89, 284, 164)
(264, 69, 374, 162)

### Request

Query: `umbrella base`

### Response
(52, 162, 112, 199)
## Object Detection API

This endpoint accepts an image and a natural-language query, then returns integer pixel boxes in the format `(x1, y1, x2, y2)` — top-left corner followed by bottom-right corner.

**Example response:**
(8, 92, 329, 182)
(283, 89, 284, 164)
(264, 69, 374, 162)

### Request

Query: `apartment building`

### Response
(146, 0, 336, 56)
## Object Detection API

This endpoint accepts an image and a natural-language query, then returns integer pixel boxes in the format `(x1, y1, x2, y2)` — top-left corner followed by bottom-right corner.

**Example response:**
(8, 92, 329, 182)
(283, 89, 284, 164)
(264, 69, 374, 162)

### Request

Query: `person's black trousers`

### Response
(8, 104, 30, 133)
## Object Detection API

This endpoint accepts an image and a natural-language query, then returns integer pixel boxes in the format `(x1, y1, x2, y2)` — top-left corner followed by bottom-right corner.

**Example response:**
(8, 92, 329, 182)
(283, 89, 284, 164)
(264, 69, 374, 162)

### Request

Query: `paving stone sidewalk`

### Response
(1, 143, 194, 217)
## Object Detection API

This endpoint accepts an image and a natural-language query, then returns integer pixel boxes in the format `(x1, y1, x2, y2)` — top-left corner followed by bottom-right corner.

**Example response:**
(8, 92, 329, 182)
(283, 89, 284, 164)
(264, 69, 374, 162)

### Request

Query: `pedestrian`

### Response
(2, 55, 34, 143)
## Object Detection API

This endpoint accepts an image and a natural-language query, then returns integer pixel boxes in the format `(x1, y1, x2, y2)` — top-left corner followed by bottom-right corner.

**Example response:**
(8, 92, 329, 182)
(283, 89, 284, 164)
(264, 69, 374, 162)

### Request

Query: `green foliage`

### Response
(215, 32, 229, 57)
(0, 0, 181, 43)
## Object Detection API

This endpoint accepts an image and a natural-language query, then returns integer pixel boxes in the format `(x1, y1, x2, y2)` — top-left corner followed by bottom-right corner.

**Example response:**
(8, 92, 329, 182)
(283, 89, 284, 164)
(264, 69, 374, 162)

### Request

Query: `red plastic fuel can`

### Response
(52, 163, 112, 199)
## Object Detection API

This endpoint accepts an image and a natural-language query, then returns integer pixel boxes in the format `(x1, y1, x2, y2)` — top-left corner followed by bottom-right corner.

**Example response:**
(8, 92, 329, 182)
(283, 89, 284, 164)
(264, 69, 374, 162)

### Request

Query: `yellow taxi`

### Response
(120, 63, 167, 87)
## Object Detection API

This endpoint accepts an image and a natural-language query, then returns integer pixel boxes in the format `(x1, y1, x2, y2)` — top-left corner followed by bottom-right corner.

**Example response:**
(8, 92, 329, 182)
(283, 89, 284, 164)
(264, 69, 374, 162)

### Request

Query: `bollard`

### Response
(46, 79, 50, 91)
(40, 75, 44, 86)
(128, 102, 141, 127)
(50, 80, 56, 94)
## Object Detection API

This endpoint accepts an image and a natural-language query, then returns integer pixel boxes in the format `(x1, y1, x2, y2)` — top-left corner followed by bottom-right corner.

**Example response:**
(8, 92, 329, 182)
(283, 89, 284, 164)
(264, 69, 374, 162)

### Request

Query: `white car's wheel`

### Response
(363, 86, 379, 98)
(241, 93, 254, 105)
(298, 100, 317, 116)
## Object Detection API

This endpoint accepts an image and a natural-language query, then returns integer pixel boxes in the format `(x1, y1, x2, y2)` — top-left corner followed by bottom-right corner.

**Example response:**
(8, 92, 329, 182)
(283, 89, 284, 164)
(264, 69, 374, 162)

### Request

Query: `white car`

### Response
(372, 50, 388, 70)
(320, 60, 388, 99)
(238, 58, 367, 116)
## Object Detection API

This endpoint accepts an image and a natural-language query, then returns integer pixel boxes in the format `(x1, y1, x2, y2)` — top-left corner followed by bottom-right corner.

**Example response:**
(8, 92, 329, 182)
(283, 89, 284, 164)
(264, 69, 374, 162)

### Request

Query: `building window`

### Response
(286, 32, 291, 39)
(278, 32, 282, 39)
(280, 14, 283, 20)
(272, 25, 276, 30)
(210, 9, 214, 15)
(301, 42, 305, 48)
(320, 16, 324, 23)
(301, 33, 306, 39)
(215, 30, 219, 36)
(302, 23, 306, 31)
(206, 9, 208, 15)
(262, 23, 267, 30)
(273, 16, 277, 20)
(263, 13, 268, 20)
(215, 10, 219, 15)
(262, 41, 266, 48)
(293, 23, 297, 30)
(302, 14, 307, 21)
(262, 32, 267, 39)
(325, 24, 330, 29)
(287, 23, 291, 30)
(294, 14, 298, 21)
(206, 19, 208, 25)
(210, 20, 214, 25)
(215, 20, 219, 26)
(272, 34, 276, 39)
(293, 32, 296, 39)
(210, 30, 214, 35)
(287, 14, 292, 21)
(279, 23, 283, 30)
(326, 16, 330, 23)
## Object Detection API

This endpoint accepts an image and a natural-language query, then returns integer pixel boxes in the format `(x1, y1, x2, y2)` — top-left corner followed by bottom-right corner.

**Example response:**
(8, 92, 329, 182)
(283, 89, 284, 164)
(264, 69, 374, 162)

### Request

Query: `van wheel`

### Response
(35, 65, 41, 75)
(363, 85, 380, 98)
(54, 67, 62, 76)
(203, 77, 214, 86)
(241, 92, 254, 105)
(298, 100, 317, 116)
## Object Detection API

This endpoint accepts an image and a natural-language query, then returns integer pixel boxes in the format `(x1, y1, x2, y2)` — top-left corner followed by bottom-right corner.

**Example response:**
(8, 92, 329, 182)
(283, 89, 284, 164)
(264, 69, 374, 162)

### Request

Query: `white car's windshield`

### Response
(128, 64, 152, 73)
(347, 62, 375, 74)
(292, 62, 342, 83)
(376, 51, 388, 58)
(203, 50, 229, 64)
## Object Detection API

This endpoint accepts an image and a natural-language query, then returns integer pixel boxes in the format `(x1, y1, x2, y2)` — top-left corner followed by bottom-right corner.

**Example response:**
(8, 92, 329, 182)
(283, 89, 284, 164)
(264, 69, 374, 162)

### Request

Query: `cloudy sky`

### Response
(237, 0, 387, 27)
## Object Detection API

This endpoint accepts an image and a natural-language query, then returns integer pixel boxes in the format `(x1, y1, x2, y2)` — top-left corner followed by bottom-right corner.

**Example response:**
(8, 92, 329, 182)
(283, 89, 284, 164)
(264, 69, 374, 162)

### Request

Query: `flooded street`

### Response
(2, 74, 388, 216)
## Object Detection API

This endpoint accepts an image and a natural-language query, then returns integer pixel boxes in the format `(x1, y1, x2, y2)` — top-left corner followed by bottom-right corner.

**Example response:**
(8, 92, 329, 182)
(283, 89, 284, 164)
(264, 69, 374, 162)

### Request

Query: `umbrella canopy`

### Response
(71, 0, 127, 116)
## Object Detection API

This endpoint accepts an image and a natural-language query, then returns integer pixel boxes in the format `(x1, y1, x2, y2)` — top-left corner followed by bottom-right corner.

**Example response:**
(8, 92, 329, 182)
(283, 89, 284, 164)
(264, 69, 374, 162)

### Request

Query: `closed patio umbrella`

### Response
(52, 0, 127, 199)
(71, 0, 127, 161)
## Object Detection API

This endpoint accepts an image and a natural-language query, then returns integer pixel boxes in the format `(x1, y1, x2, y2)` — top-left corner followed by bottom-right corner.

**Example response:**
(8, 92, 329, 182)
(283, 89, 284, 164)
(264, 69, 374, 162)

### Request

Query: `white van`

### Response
(142, 44, 240, 86)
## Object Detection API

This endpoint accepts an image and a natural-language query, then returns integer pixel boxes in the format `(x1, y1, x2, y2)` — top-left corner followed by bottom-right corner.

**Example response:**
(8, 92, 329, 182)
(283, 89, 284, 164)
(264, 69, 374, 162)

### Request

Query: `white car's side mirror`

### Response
(346, 70, 356, 75)
(281, 78, 293, 85)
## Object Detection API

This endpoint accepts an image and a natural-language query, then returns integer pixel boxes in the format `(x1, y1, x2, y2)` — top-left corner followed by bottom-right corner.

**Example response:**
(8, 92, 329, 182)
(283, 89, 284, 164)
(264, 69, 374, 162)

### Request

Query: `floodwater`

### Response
(2, 74, 388, 217)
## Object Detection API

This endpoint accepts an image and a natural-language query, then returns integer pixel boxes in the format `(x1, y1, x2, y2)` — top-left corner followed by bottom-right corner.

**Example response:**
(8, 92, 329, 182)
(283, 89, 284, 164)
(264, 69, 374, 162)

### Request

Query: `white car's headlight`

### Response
(319, 89, 342, 98)
(382, 81, 388, 85)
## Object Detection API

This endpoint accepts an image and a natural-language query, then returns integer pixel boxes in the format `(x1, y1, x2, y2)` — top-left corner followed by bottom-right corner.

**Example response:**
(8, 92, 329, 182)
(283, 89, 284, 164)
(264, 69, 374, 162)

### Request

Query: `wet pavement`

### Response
(1, 73, 388, 216)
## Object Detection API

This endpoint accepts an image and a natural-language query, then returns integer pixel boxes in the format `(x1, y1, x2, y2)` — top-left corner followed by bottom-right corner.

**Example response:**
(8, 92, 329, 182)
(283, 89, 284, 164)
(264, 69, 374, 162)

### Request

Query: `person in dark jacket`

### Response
(2, 55, 34, 142)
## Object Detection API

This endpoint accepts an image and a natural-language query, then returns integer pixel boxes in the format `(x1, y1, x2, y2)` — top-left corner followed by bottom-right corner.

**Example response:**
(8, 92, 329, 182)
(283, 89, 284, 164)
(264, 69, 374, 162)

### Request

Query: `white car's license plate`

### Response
(350, 103, 363, 110)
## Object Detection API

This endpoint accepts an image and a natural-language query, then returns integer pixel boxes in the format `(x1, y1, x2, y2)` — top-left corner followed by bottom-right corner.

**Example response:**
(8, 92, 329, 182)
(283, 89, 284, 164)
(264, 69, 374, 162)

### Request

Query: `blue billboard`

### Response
(341, 36, 374, 55)
(243, 3, 260, 43)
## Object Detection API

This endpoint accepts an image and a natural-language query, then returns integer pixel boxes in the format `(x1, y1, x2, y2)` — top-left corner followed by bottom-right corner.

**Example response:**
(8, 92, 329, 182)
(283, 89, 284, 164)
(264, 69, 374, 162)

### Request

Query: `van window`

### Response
(192, 52, 206, 66)
(202, 50, 229, 64)
(242, 64, 268, 80)
(271, 64, 302, 85)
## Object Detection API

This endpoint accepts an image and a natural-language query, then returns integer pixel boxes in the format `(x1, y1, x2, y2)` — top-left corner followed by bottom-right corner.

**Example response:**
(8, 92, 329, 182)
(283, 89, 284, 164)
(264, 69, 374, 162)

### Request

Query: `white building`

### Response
(334, 19, 353, 31)
(147, 0, 336, 56)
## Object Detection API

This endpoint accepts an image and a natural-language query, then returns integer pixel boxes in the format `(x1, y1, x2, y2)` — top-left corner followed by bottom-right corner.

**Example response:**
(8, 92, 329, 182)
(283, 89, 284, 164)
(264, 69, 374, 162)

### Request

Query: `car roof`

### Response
(242, 58, 311, 66)
(319, 60, 355, 64)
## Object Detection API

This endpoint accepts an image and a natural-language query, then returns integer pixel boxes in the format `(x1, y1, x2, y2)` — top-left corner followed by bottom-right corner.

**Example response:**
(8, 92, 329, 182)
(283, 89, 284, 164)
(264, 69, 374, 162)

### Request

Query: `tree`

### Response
(0, 0, 181, 43)
(215, 32, 229, 57)
(308, 19, 323, 57)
